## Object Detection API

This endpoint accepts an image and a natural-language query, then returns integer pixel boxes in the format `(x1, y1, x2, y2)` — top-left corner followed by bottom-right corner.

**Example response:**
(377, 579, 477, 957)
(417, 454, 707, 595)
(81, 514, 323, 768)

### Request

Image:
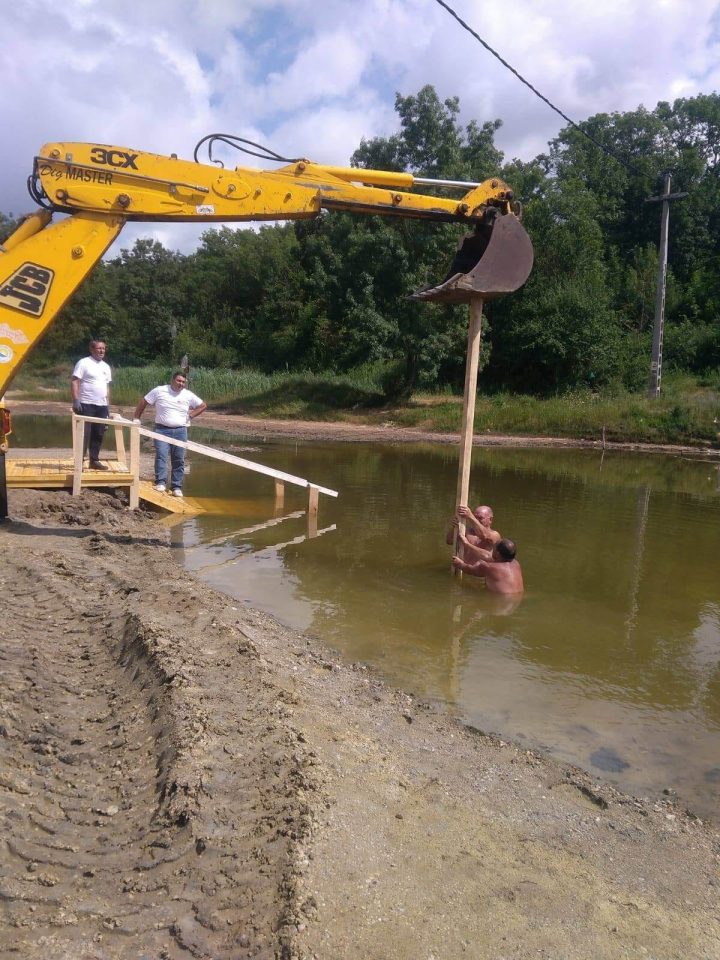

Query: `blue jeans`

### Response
(154, 424, 187, 490)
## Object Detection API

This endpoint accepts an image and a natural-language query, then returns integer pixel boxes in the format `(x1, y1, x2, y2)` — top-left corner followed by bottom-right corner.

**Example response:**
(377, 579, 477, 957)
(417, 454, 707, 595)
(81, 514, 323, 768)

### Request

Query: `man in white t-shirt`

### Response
(133, 371, 206, 497)
(71, 339, 112, 469)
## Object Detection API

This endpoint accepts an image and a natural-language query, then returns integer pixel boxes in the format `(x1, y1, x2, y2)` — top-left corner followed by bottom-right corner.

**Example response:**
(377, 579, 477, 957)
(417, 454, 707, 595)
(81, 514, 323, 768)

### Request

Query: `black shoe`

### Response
(90, 460, 109, 471)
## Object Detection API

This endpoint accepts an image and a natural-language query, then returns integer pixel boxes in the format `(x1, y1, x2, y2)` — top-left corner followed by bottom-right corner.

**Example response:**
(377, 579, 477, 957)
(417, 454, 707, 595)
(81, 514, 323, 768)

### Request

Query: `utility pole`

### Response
(645, 173, 688, 397)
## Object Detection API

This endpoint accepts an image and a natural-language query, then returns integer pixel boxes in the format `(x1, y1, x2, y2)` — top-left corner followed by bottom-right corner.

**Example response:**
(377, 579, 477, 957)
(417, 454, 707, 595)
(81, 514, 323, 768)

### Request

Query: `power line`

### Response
(432, 0, 637, 173)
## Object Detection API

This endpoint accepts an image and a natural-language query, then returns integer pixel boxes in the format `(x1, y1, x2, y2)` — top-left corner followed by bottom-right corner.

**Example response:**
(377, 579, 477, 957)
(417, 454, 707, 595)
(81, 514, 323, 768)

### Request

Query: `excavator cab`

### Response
(411, 206, 533, 304)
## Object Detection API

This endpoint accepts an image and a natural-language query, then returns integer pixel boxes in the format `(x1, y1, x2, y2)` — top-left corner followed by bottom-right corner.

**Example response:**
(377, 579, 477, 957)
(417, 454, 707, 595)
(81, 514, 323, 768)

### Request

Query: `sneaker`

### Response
(172, 488, 184, 498)
(153, 483, 166, 493)
(90, 460, 109, 471)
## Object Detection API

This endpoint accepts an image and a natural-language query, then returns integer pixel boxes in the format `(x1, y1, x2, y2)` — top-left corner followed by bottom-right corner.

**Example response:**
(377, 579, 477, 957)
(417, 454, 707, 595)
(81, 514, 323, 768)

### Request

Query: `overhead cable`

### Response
(432, 0, 641, 174)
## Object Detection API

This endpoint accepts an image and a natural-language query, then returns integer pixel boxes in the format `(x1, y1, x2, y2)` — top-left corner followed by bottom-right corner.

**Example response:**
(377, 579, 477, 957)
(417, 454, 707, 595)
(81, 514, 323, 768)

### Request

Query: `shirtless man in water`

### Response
(446, 504, 501, 550)
(452, 538, 524, 595)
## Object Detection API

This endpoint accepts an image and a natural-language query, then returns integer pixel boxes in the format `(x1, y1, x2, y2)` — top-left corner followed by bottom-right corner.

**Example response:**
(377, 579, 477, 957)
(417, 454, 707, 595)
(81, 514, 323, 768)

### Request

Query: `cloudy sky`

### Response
(3, 0, 719, 254)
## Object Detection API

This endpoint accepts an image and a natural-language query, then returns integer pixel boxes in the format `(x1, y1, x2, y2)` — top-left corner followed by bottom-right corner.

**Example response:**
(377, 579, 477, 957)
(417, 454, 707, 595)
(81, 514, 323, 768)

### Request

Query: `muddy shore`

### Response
(7, 398, 720, 457)
(1, 487, 719, 960)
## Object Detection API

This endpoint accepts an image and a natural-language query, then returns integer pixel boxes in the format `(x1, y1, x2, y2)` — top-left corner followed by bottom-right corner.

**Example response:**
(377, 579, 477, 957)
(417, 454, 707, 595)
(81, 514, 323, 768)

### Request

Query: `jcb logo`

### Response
(0, 263, 54, 317)
(90, 147, 138, 169)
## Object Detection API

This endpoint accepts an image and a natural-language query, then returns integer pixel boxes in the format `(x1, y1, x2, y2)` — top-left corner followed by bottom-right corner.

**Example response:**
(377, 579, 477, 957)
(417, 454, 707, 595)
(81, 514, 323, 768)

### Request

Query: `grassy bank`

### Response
(391, 379, 720, 446)
(10, 364, 720, 447)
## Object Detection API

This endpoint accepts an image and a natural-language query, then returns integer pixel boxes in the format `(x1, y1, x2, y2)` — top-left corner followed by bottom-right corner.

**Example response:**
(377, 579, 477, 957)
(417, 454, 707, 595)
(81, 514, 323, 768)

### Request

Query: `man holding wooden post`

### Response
(411, 207, 533, 579)
(447, 504, 500, 551)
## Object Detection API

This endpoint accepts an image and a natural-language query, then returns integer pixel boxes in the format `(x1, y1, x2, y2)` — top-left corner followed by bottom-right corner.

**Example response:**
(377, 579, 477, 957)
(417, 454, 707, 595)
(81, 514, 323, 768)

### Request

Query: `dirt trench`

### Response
(0, 492, 313, 959)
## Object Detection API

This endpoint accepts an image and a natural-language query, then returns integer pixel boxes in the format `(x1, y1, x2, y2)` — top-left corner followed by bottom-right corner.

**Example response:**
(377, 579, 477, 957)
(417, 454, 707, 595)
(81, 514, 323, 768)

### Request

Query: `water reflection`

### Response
(179, 440, 720, 816)
(12, 415, 720, 817)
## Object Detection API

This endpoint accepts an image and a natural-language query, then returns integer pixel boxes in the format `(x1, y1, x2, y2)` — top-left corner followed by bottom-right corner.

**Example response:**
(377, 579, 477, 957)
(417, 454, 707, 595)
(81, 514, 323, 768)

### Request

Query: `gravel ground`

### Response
(1, 488, 718, 959)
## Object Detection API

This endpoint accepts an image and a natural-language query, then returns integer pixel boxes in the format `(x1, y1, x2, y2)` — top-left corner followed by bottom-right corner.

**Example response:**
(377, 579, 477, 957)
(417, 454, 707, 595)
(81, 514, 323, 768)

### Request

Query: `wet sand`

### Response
(1, 487, 718, 959)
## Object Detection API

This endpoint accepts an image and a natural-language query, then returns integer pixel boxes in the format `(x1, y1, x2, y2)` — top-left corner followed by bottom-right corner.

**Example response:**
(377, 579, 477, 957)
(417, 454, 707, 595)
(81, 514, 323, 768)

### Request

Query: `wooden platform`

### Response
(6, 455, 130, 488)
(5, 455, 203, 514)
(6, 423, 337, 519)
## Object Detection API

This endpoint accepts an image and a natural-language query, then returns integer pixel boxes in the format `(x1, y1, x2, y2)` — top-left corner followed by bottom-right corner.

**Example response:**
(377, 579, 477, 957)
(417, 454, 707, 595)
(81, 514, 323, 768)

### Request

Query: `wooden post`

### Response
(0, 451, 7, 521)
(308, 484, 319, 519)
(129, 420, 140, 510)
(274, 480, 285, 513)
(453, 297, 483, 574)
(307, 485, 319, 538)
(114, 419, 127, 467)
(72, 414, 84, 496)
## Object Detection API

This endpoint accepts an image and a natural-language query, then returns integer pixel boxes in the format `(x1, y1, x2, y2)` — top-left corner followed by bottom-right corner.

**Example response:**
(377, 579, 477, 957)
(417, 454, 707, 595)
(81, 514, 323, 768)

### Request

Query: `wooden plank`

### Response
(24, 414, 340, 501)
(114, 422, 127, 466)
(7, 456, 137, 491)
(138, 481, 204, 513)
(454, 297, 483, 574)
(11, 408, 341, 518)
(129, 421, 140, 510)
(132, 421, 338, 497)
(72, 415, 84, 497)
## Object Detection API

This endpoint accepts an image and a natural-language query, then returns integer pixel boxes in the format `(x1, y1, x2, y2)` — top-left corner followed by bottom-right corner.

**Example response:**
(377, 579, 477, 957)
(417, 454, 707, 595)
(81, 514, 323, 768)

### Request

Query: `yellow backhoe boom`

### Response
(32, 142, 516, 224)
(1, 140, 533, 425)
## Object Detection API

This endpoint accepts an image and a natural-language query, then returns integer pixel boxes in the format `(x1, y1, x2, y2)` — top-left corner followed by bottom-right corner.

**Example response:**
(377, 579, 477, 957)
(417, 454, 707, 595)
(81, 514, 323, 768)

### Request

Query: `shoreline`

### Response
(1, 488, 719, 958)
(7, 398, 720, 458)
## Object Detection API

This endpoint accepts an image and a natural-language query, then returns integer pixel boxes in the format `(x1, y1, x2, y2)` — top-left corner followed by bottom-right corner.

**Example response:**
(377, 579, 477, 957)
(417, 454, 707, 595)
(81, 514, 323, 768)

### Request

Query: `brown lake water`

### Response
(12, 416, 720, 817)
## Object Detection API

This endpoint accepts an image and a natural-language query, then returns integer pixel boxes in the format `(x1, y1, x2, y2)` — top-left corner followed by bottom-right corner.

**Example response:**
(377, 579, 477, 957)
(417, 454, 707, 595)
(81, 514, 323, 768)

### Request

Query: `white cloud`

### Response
(263, 30, 367, 111)
(2, 0, 718, 248)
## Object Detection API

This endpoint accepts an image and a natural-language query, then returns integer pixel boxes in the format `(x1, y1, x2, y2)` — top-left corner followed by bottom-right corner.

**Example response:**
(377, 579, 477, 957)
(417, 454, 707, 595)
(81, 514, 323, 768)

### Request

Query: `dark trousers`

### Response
(80, 402, 109, 461)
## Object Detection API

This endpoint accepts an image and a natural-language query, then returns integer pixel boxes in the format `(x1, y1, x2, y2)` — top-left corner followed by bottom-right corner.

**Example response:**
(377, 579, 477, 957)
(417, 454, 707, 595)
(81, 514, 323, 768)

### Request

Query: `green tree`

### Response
(183, 224, 305, 369)
(111, 240, 188, 363)
(345, 85, 506, 391)
(488, 176, 622, 391)
(43, 260, 121, 361)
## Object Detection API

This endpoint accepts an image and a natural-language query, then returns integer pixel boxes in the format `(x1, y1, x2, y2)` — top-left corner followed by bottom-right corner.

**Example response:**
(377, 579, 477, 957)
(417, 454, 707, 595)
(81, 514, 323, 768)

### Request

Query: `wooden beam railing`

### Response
(137, 423, 338, 498)
(72, 413, 140, 507)
(71, 414, 339, 516)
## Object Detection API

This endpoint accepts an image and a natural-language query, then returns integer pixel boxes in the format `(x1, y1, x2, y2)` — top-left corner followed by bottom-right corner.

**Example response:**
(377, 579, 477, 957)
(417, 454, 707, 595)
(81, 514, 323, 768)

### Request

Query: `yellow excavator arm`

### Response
(0, 140, 533, 440)
(31, 141, 516, 224)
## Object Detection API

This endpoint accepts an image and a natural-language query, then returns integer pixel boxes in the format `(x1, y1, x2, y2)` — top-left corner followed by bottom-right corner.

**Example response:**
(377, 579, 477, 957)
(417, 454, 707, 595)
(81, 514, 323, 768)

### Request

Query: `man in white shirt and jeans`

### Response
(133, 372, 206, 497)
(71, 339, 112, 470)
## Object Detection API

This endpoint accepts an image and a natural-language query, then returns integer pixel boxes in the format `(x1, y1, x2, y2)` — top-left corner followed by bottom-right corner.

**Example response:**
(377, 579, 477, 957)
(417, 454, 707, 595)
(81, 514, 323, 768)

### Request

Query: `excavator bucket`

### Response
(411, 212, 533, 304)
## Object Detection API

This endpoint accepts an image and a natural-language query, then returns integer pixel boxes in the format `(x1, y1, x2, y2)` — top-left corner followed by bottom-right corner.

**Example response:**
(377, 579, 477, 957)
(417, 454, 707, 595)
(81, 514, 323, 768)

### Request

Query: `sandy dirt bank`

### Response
(7, 398, 720, 457)
(1, 489, 719, 959)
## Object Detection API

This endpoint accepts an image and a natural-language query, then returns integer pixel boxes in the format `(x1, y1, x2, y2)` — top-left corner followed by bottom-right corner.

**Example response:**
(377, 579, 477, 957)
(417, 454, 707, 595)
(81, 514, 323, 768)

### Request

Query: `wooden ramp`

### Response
(138, 481, 205, 514)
